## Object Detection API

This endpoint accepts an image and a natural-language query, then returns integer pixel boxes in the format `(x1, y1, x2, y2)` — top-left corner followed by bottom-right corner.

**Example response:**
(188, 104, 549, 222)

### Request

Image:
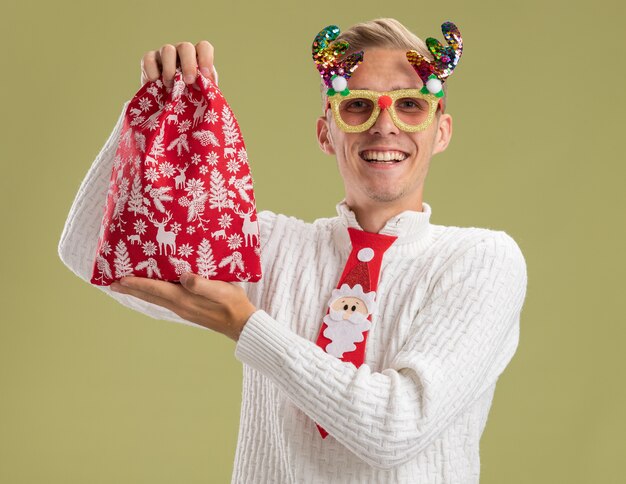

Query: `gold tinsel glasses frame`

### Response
(326, 88, 441, 133)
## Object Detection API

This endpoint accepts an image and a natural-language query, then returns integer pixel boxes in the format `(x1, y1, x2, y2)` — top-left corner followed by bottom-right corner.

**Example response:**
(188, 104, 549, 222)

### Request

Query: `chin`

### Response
(365, 187, 406, 203)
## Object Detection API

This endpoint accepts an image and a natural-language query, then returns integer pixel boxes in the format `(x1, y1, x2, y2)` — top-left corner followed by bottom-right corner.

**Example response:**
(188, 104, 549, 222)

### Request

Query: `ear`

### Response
(316, 113, 336, 155)
(431, 113, 453, 155)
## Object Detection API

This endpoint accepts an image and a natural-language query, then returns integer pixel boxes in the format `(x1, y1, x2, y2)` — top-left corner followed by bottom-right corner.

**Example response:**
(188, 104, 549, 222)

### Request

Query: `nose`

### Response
(368, 103, 399, 136)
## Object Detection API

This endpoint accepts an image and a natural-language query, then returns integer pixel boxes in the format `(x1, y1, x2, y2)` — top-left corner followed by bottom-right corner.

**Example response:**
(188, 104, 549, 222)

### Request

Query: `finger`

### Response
(159, 44, 178, 88)
(110, 281, 181, 315)
(179, 272, 228, 301)
(117, 276, 185, 302)
(195, 40, 215, 82)
(176, 41, 198, 84)
(140, 50, 161, 86)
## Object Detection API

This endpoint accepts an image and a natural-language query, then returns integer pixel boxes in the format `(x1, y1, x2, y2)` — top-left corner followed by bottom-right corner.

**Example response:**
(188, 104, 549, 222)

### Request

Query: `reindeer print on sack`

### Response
(233, 203, 259, 247)
(147, 210, 177, 256)
(90, 67, 262, 286)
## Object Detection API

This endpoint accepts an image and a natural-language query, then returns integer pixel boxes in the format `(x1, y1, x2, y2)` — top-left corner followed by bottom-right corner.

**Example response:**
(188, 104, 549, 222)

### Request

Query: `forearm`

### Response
(58, 101, 130, 282)
(234, 234, 527, 470)
(235, 310, 439, 470)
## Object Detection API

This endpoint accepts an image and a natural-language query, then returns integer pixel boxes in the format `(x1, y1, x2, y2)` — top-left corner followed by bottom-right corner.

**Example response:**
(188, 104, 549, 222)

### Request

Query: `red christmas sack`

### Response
(90, 67, 262, 286)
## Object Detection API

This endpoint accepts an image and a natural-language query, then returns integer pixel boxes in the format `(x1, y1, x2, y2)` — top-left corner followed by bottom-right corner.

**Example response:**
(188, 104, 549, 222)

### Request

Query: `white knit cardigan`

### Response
(58, 100, 528, 483)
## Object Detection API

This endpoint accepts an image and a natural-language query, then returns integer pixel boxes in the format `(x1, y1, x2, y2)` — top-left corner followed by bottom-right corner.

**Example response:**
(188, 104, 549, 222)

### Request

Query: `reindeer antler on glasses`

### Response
(406, 21, 463, 98)
(312, 25, 364, 96)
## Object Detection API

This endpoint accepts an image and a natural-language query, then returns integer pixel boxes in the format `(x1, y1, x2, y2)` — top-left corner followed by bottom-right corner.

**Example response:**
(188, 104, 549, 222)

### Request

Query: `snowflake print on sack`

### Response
(205, 108, 219, 124)
(138, 97, 153, 112)
(206, 152, 219, 166)
(143, 241, 157, 256)
(159, 161, 176, 178)
(186, 178, 206, 198)
(144, 167, 160, 183)
(227, 234, 243, 250)
(227, 158, 241, 174)
(237, 148, 248, 164)
(134, 219, 147, 235)
(218, 213, 232, 230)
(100, 240, 112, 256)
(91, 67, 262, 286)
(177, 119, 191, 134)
(178, 243, 194, 258)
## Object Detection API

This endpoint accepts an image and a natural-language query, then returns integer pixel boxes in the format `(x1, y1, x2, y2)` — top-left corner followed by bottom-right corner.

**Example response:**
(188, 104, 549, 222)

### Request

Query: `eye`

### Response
(343, 304, 349, 310)
(351, 305, 356, 312)
(344, 99, 372, 112)
(348, 101, 365, 109)
(396, 98, 427, 111)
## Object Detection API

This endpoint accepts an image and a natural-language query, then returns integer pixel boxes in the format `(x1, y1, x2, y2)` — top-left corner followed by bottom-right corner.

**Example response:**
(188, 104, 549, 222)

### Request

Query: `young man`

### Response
(58, 18, 527, 483)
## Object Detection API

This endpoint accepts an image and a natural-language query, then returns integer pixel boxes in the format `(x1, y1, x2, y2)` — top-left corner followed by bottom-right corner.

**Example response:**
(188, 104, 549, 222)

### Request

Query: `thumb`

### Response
(179, 272, 223, 299)
(179, 272, 206, 293)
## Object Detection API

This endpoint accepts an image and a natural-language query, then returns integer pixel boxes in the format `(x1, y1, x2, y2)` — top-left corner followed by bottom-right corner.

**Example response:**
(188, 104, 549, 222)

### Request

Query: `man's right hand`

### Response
(140, 41, 216, 89)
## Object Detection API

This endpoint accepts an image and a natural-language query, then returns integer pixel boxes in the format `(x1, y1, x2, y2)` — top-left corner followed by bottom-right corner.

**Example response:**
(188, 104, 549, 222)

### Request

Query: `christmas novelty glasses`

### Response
(327, 88, 440, 133)
(312, 22, 463, 133)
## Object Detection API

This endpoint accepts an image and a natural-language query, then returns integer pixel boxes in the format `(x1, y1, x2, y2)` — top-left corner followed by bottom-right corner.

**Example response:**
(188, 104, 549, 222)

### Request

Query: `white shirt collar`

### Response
(334, 198, 433, 249)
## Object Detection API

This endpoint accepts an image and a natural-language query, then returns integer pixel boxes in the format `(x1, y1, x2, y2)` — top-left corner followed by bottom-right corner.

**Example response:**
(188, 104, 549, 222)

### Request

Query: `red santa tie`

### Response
(314, 227, 398, 439)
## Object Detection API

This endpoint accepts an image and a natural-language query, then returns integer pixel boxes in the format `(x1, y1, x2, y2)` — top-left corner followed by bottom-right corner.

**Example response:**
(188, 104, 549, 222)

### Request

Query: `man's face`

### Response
(316, 48, 452, 210)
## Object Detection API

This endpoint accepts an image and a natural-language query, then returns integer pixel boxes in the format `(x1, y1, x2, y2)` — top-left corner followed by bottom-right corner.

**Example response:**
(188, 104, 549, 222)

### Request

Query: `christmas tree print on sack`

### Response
(90, 68, 262, 286)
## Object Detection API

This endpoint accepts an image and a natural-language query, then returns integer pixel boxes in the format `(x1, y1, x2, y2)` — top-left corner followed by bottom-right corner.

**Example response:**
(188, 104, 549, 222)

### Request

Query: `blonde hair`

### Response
(318, 18, 448, 115)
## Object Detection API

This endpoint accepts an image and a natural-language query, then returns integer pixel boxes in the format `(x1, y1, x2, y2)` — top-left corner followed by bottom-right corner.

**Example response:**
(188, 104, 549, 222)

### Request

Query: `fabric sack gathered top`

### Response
(90, 67, 262, 286)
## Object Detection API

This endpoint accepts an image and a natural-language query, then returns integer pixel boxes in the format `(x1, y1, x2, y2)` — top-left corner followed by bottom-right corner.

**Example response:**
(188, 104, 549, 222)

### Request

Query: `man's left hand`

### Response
(110, 273, 256, 342)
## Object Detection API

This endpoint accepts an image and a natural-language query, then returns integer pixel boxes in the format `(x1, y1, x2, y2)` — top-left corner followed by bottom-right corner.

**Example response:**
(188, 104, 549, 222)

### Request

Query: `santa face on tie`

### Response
(322, 283, 377, 359)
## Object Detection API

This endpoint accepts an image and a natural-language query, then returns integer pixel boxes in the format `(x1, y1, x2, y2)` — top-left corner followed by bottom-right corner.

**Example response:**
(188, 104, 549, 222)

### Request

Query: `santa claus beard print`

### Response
(322, 307, 373, 359)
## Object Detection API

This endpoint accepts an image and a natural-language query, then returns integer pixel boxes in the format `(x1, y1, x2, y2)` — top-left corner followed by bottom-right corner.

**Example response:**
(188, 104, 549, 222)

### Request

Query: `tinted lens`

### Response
(338, 98, 376, 126)
(394, 97, 431, 126)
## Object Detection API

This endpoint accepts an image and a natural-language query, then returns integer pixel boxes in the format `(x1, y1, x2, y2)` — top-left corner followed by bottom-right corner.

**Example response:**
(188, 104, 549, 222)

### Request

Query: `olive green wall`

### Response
(2, 0, 624, 482)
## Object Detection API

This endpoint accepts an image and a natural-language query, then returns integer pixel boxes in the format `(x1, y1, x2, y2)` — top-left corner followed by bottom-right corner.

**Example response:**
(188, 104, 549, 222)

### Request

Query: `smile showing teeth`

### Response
(359, 150, 408, 163)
